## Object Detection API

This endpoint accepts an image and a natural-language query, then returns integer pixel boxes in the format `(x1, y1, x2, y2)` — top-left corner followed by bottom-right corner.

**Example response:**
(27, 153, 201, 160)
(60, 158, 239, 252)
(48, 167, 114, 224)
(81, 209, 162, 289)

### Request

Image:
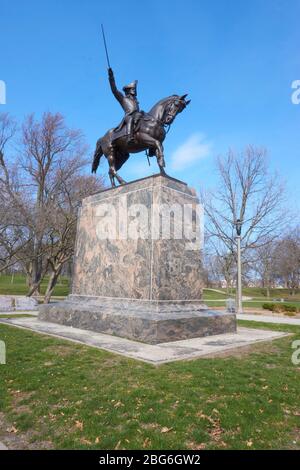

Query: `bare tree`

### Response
(251, 240, 277, 297)
(0, 114, 34, 273)
(0, 112, 105, 302)
(202, 146, 288, 284)
(273, 228, 300, 294)
(204, 244, 236, 292)
(42, 174, 101, 303)
(19, 112, 90, 294)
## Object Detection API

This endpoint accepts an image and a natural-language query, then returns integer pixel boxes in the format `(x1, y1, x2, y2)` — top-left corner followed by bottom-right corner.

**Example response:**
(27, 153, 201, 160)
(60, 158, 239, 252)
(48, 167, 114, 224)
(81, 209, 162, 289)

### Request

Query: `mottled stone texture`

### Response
(71, 174, 203, 300)
(0, 295, 38, 312)
(39, 297, 236, 344)
(39, 174, 237, 343)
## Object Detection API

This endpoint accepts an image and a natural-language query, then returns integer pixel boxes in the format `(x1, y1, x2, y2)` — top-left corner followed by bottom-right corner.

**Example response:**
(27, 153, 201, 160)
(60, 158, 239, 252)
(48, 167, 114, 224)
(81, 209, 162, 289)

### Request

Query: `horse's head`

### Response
(163, 94, 191, 124)
(149, 94, 191, 125)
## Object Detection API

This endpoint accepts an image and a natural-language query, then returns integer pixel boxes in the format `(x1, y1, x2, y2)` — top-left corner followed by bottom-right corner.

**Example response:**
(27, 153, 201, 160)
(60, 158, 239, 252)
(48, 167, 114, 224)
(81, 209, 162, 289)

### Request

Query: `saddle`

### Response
(111, 111, 152, 143)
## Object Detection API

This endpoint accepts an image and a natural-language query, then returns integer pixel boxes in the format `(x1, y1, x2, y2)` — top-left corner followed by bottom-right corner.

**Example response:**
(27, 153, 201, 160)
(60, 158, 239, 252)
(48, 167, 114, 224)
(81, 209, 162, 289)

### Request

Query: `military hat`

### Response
(123, 80, 138, 92)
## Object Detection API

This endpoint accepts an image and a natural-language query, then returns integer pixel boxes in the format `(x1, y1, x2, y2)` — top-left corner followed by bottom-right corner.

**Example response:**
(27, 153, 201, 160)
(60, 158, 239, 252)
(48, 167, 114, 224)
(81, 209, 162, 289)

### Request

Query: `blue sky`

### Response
(1, 0, 299, 209)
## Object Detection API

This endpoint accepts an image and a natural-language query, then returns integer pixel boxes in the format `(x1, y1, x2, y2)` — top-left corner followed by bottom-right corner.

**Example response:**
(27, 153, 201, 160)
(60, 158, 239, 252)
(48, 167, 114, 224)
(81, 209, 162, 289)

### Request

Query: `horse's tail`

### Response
(92, 139, 103, 174)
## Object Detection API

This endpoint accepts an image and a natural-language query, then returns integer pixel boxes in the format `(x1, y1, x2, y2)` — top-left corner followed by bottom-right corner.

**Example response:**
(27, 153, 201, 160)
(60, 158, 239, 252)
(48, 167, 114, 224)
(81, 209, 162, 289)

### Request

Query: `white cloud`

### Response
(170, 133, 212, 171)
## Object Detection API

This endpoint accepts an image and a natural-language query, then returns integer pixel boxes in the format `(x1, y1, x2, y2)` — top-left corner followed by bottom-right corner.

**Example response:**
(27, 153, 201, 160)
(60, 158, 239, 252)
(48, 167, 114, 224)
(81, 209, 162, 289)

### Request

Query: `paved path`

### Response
(237, 313, 300, 326)
(0, 317, 288, 365)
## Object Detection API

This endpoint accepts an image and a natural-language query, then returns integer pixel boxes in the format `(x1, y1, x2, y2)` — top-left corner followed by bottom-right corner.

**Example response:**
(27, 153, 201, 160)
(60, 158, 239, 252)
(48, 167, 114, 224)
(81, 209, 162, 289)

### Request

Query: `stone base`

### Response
(0, 295, 38, 312)
(38, 295, 236, 344)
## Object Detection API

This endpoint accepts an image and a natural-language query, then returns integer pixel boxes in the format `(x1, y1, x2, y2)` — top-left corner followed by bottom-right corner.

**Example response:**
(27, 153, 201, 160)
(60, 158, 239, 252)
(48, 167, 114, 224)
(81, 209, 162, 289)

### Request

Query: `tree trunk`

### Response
(27, 279, 43, 297)
(31, 251, 43, 295)
(26, 273, 32, 288)
(43, 268, 61, 304)
(266, 270, 271, 298)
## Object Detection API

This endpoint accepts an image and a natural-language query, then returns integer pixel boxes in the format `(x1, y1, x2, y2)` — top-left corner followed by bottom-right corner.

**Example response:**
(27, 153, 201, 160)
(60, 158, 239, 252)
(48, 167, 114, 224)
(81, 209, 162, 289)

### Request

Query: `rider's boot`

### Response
(127, 117, 135, 144)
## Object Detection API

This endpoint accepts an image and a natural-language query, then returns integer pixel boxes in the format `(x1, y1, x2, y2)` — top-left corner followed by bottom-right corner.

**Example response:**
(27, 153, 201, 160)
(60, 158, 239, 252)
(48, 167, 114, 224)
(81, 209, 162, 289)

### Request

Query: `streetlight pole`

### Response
(235, 219, 243, 314)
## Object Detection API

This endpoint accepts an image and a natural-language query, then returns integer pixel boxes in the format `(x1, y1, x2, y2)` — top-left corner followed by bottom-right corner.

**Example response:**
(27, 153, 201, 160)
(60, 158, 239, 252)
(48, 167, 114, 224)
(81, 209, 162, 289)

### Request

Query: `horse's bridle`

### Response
(149, 98, 185, 134)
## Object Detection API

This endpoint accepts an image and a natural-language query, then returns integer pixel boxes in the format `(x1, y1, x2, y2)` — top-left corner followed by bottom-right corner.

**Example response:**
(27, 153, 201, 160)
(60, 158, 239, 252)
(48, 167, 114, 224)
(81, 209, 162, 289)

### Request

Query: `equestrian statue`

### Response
(92, 27, 190, 187)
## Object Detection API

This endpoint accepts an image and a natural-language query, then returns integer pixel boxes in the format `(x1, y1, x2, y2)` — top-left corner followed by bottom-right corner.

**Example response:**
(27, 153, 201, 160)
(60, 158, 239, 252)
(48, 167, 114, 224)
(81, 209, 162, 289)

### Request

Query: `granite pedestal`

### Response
(39, 175, 236, 343)
(0, 295, 38, 312)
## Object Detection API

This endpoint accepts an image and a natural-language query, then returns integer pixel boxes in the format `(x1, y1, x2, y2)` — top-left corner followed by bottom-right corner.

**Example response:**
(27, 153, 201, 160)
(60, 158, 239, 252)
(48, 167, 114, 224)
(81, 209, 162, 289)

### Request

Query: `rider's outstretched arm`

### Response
(108, 68, 123, 104)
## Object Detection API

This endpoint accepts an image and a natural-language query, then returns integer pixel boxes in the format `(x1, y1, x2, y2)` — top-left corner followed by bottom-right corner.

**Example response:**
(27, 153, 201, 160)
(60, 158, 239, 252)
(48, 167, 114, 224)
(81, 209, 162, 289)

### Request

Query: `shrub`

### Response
(262, 303, 297, 313)
(284, 304, 297, 313)
(262, 303, 276, 311)
(273, 304, 285, 313)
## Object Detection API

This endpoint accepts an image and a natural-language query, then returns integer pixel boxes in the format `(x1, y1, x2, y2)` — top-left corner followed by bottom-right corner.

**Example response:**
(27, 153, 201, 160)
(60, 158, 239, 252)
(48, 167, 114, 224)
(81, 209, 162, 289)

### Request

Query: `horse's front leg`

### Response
(138, 133, 166, 175)
(115, 173, 127, 185)
(107, 149, 126, 187)
(158, 151, 166, 176)
(156, 142, 166, 174)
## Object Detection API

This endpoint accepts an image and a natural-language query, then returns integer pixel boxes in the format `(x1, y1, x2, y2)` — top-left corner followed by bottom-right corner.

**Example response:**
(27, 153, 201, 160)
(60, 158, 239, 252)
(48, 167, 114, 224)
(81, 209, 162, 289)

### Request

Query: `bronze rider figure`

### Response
(108, 67, 141, 144)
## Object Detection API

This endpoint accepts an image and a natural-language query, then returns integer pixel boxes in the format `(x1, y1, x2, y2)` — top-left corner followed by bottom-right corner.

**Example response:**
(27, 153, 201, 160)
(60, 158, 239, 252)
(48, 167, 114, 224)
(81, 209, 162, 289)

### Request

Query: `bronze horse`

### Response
(92, 94, 190, 186)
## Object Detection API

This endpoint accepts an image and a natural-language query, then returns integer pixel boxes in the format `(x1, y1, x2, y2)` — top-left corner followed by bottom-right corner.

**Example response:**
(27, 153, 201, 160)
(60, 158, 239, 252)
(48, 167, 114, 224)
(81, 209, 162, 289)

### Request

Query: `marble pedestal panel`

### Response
(39, 175, 236, 343)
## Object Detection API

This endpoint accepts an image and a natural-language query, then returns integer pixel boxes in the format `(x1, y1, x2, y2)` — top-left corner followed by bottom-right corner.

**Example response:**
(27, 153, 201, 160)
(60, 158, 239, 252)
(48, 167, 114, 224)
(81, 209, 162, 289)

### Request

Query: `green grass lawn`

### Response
(0, 321, 299, 450)
(203, 288, 300, 310)
(202, 289, 229, 300)
(0, 274, 70, 297)
(205, 300, 300, 310)
(210, 287, 300, 301)
(242, 287, 300, 299)
(0, 314, 36, 319)
(1, 276, 298, 307)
